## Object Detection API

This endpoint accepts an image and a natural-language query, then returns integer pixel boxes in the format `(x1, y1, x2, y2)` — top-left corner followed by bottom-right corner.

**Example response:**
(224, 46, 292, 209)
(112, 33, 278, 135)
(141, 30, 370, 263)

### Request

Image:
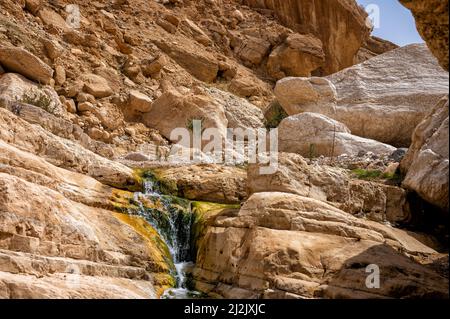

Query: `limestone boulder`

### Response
(128, 90, 153, 113)
(278, 113, 396, 157)
(267, 34, 325, 80)
(38, 7, 70, 31)
(327, 44, 449, 146)
(276, 45, 449, 147)
(0, 47, 54, 84)
(401, 96, 449, 211)
(275, 76, 337, 116)
(235, 35, 271, 66)
(193, 192, 448, 299)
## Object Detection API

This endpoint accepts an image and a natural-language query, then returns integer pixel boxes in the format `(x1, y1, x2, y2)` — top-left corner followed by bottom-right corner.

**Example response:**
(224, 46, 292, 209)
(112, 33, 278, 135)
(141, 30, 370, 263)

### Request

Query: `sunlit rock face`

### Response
(243, 0, 371, 74)
(400, 0, 449, 71)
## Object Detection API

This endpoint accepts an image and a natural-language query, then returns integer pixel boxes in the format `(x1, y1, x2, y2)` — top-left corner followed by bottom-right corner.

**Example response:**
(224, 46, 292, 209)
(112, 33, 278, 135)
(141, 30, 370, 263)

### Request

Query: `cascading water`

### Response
(131, 175, 201, 299)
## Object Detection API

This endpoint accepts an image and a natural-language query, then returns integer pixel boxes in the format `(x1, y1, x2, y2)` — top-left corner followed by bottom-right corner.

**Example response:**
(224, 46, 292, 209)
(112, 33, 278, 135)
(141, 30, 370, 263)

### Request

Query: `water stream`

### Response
(132, 177, 202, 299)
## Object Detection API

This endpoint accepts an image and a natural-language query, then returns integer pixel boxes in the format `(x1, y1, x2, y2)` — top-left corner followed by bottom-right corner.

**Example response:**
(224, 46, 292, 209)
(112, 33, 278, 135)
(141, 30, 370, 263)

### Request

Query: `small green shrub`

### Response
(309, 144, 317, 160)
(20, 88, 57, 114)
(352, 169, 402, 181)
(264, 100, 288, 129)
(352, 169, 383, 180)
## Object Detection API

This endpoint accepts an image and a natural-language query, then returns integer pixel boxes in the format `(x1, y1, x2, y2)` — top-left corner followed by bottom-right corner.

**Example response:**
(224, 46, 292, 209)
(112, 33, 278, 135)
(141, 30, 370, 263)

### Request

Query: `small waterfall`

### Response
(131, 175, 201, 299)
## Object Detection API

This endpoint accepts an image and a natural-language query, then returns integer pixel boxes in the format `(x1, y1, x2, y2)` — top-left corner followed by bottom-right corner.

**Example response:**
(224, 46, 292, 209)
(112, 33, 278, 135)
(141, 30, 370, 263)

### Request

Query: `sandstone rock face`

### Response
(194, 192, 448, 299)
(0, 108, 175, 298)
(357, 36, 399, 63)
(0, 0, 447, 300)
(0, 146, 172, 298)
(0, 107, 138, 191)
(0, 47, 54, 84)
(400, 0, 449, 71)
(243, 0, 371, 74)
(274, 44, 449, 147)
(278, 113, 396, 157)
(267, 34, 325, 79)
(248, 153, 410, 223)
(401, 96, 449, 211)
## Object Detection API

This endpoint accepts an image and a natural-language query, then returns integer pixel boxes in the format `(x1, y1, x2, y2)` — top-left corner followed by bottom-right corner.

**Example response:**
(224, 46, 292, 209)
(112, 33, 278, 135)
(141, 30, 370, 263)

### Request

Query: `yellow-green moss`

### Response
(110, 189, 138, 213)
(191, 201, 240, 254)
(113, 212, 176, 296)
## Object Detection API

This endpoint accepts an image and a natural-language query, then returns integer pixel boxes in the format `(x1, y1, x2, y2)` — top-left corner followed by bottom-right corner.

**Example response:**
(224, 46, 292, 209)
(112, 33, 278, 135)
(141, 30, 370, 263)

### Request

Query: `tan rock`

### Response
(142, 55, 168, 78)
(128, 90, 153, 113)
(267, 34, 325, 80)
(38, 8, 70, 31)
(149, 164, 247, 204)
(156, 41, 218, 83)
(54, 65, 66, 86)
(64, 99, 76, 113)
(276, 45, 449, 147)
(142, 87, 228, 143)
(235, 36, 271, 65)
(401, 96, 449, 211)
(0, 46, 54, 84)
(194, 192, 447, 299)
(82, 74, 113, 98)
(0, 73, 63, 115)
(278, 112, 396, 157)
(179, 19, 212, 46)
(206, 87, 264, 133)
(229, 76, 263, 98)
(243, 0, 371, 74)
(0, 107, 137, 190)
(43, 39, 64, 61)
(94, 66, 122, 92)
(0, 143, 173, 298)
(25, 0, 43, 15)
(275, 76, 337, 116)
(400, 0, 449, 71)
(327, 44, 449, 146)
(248, 152, 410, 223)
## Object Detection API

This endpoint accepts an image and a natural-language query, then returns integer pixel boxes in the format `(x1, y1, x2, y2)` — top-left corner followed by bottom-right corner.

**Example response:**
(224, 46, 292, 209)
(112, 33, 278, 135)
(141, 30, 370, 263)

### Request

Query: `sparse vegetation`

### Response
(309, 143, 317, 160)
(265, 100, 288, 129)
(20, 88, 57, 114)
(352, 169, 383, 180)
(352, 169, 401, 181)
